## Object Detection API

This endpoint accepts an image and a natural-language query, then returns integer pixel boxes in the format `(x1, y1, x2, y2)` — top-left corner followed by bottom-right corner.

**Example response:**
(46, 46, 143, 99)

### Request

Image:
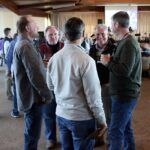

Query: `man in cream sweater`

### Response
(47, 17, 107, 150)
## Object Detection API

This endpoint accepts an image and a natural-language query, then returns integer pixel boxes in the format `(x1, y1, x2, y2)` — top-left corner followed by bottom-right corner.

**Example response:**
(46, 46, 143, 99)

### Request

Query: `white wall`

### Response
(105, 6, 138, 30)
(0, 8, 49, 38)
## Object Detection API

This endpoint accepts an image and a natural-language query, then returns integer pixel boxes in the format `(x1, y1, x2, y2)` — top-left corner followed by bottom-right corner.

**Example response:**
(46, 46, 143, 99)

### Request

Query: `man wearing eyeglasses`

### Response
(40, 26, 64, 63)
(39, 26, 64, 149)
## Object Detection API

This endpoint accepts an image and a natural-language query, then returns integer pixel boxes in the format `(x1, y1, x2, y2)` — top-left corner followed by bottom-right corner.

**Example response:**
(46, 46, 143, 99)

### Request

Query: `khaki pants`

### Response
(6, 70, 13, 100)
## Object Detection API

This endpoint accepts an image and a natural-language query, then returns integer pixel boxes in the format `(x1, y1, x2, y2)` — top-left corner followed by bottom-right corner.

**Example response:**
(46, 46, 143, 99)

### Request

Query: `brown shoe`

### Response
(46, 140, 56, 149)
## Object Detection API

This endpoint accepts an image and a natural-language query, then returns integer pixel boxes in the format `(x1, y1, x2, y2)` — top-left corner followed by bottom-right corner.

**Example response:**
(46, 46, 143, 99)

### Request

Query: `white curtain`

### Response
(51, 12, 104, 37)
(138, 11, 150, 36)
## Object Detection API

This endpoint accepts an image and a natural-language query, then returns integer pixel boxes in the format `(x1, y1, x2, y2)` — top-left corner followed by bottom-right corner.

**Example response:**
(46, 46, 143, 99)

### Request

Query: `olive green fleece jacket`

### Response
(108, 35, 142, 99)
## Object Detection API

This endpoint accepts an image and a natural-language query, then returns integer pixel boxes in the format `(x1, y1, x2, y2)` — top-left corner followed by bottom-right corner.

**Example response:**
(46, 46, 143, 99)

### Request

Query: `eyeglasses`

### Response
(48, 33, 58, 38)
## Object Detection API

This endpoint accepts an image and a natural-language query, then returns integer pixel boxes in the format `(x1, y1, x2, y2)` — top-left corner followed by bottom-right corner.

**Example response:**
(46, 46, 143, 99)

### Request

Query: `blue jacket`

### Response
(6, 37, 17, 72)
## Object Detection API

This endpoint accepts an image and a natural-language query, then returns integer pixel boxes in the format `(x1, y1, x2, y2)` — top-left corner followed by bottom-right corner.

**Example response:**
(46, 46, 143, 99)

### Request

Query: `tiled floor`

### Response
(0, 65, 150, 150)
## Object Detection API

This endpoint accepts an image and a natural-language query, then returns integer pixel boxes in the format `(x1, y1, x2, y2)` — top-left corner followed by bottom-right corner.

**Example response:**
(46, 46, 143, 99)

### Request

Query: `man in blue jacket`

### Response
(6, 33, 19, 117)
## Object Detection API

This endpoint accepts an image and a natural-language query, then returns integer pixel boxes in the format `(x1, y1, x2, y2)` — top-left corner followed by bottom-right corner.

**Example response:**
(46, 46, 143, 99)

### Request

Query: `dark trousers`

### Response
(24, 104, 42, 150)
(42, 98, 56, 143)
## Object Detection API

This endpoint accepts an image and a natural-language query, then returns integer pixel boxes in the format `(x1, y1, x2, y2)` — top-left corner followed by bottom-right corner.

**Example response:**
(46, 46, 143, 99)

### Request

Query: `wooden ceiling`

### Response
(0, 0, 149, 17)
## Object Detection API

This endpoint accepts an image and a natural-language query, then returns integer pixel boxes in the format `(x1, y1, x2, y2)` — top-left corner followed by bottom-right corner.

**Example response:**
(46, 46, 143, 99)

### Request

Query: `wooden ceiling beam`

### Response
(109, 0, 150, 3)
(40, 7, 53, 12)
(18, 1, 76, 9)
(1, 0, 150, 17)
(0, 0, 48, 17)
(52, 6, 104, 12)
(138, 6, 150, 11)
(80, 0, 150, 4)
(0, 0, 18, 14)
(18, 8, 48, 17)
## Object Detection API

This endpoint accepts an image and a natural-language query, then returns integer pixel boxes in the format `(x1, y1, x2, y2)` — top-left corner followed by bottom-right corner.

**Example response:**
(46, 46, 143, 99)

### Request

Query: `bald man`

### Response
(13, 16, 52, 150)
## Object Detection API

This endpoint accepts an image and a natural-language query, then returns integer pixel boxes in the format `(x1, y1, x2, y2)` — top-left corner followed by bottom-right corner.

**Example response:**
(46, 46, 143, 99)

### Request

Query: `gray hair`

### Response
(112, 11, 129, 28)
(45, 26, 59, 33)
(95, 24, 108, 33)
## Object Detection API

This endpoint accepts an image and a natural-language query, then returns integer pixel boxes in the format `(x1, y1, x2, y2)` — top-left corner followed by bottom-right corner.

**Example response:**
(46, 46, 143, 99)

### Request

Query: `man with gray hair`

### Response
(101, 11, 142, 150)
(47, 17, 107, 150)
(89, 24, 116, 146)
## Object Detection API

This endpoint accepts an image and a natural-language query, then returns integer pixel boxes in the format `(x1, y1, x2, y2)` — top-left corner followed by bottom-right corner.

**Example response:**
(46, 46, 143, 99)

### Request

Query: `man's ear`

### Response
(114, 22, 119, 28)
(25, 25, 30, 32)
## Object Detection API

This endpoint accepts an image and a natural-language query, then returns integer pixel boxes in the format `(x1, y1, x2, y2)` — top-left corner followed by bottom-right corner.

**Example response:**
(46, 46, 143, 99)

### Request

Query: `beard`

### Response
(48, 39, 58, 45)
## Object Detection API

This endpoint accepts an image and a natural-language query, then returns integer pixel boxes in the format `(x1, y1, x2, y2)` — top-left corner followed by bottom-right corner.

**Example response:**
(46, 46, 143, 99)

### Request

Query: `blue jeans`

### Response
(24, 104, 42, 150)
(42, 97, 56, 143)
(12, 78, 19, 115)
(109, 96, 138, 150)
(57, 116, 96, 150)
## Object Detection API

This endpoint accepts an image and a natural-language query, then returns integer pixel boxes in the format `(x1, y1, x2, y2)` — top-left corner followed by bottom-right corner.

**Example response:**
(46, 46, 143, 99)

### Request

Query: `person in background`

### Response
(47, 17, 107, 150)
(90, 34, 96, 45)
(81, 34, 93, 54)
(3, 28, 13, 100)
(13, 15, 53, 150)
(6, 33, 20, 118)
(3, 28, 13, 63)
(0, 37, 4, 66)
(101, 11, 142, 150)
(129, 26, 134, 33)
(39, 26, 64, 149)
(140, 42, 150, 77)
(89, 24, 116, 146)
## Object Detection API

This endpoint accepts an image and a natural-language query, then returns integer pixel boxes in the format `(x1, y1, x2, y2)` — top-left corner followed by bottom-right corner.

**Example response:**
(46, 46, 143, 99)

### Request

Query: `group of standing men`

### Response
(12, 11, 141, 150)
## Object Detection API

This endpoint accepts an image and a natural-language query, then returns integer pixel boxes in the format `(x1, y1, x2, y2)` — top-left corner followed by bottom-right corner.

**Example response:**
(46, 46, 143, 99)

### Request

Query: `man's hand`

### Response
(43, 60, 48, 68)
(87, 124, 107, 139)
(97, 124, 107, 138)
(101, 54, 111, 65)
